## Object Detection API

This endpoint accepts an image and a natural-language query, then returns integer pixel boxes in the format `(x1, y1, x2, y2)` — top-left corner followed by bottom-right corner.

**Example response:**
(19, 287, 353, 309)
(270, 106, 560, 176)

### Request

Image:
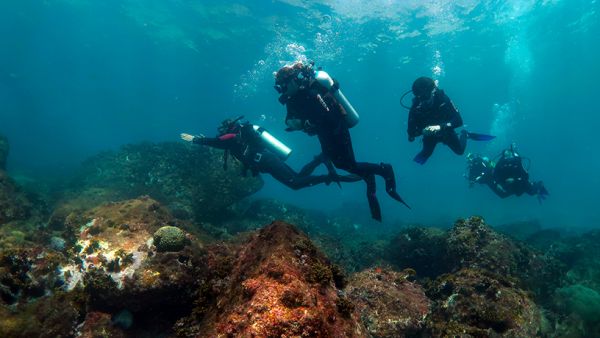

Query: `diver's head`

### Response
(503, 149, 516, 159)
(218, 116, 244, 135)
(412, 77, 437, 109)
(274, 61, 314, 102)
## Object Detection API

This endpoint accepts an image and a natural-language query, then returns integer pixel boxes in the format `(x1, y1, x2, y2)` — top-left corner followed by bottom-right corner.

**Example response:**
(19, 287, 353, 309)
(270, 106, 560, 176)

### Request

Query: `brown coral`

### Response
(183, 221, 367, 337)
(346, 267, 431, 337)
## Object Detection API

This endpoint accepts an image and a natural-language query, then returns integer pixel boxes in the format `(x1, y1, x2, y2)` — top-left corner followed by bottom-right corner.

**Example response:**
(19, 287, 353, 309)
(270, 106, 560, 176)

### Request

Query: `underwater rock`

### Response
(231, 198, 390, 273)
(447, 217, 566, 302)
(446, 216, 524, 276)
(386, 226, 449, 279)
(0, 290, 84, 338)
(0, 135, 7, 171)
(71, 142, 263, 221)
(0, 171, 32, 225)
(425, 268, 542, 337)
(0, 246, 67, 306)
(554, 284, 600, 324)
(178, 221, 367, 337)
(386, 217, 565, 303)
(346, 267, 430, 337)
(153, 225, 187, 252)
(57, 197, 205, 319)
(78, 311, 126, 338)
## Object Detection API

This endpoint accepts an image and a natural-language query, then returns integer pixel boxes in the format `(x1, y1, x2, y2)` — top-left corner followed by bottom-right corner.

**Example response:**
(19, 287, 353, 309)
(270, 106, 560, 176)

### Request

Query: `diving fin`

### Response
(466, 132, 496, 141)
(367, 193, 382, 222)
(413, 152, 428, 165)
(381, 163, 411, 209)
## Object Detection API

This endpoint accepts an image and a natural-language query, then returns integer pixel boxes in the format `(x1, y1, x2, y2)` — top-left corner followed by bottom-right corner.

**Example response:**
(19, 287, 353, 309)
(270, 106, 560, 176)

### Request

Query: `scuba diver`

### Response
(181, 116, 361, 190)
(274, 61, 410, 222)
(401, 76, 495, 164)
(466, 145, 549, 202)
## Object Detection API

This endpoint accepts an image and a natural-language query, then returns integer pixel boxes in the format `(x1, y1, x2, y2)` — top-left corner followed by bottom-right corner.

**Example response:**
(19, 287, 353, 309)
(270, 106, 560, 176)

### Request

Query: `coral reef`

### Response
(69, 142, 263, 221)
(2, 131, 599, 337)
(178, 221, 367, 337)
(346, 267, 430, 337)
(153, 225, 188, 252)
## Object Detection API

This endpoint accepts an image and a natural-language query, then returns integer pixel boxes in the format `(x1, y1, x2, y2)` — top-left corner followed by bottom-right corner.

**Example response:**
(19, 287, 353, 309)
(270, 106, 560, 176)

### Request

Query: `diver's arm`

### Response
(440, 93, 463, 130)
(407, 106, 420, 141)
(193, 133, 237, 150)
(285, 105, 304, 132)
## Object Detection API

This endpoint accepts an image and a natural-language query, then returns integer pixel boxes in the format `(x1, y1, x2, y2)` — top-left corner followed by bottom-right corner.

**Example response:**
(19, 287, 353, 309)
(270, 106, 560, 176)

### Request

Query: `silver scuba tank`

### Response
(252, 125, 292, 160)
(314, 70, 360, 128)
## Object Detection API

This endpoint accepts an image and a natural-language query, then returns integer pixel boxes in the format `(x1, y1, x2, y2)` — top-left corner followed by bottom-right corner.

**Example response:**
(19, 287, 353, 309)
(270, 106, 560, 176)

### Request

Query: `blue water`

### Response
(1, 0, 598, 229)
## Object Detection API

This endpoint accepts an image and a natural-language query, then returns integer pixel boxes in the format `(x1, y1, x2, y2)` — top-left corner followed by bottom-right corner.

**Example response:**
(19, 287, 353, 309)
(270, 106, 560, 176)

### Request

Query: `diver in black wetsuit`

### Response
(181, 117, 360, 190)
(274, 61, 409, 221)
(466, 146, 549, 202)
(406, 77, 494, 164)
(492, 146, 548, 200)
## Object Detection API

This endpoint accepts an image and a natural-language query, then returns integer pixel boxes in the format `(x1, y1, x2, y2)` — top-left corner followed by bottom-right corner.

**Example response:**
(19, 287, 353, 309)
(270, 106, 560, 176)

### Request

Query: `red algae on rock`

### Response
(183, 221, 367, 338)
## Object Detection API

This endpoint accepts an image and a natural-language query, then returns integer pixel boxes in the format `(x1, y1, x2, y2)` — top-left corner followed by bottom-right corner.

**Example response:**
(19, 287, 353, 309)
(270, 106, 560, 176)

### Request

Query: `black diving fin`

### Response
(466, 132, 496, 141)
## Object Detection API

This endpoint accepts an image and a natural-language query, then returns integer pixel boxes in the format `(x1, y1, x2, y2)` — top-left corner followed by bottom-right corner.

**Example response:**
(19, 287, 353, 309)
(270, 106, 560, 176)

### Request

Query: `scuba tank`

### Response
(314, 70, 360, 128)
(252, 125, 292, 160)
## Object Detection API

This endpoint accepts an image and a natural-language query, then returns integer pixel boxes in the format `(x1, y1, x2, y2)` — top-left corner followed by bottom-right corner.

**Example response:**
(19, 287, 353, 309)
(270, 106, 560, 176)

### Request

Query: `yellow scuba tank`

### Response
(314, 70, 360, 128)
(252, 125, 292, 160)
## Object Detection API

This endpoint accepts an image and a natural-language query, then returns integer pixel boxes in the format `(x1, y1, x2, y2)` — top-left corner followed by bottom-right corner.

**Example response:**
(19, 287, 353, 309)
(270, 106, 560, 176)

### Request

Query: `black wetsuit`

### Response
(492, 153, 540, 198)
(466, 155, 493, 187)
(194, 123, 336, 190)
(468, 150, 547, 199)
(283, 81, 408, 221)
(408, 89, 466, 164)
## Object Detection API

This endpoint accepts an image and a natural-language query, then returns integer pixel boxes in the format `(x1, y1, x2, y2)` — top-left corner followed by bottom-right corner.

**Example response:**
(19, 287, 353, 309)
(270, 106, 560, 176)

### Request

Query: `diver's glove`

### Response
(303, 120, 317, 136)
(180, 133, 205, 143)
(422, 125, 441, 136)
(285, 118, 304, 131)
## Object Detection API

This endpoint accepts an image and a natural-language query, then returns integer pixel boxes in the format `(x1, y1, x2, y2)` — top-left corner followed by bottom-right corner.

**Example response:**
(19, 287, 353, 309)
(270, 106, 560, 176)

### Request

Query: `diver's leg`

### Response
(378, 163, 410, 208)
(445, 130, 467, 155)
(363, 173, 382, 222)
(258, 153, 302, 189)
(414, 137, 437, 164)
(525, 183, 536, 196)
(263, 153, 356, 190)
(298, 153, 327, 177)
(350, 162, 410, 209)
